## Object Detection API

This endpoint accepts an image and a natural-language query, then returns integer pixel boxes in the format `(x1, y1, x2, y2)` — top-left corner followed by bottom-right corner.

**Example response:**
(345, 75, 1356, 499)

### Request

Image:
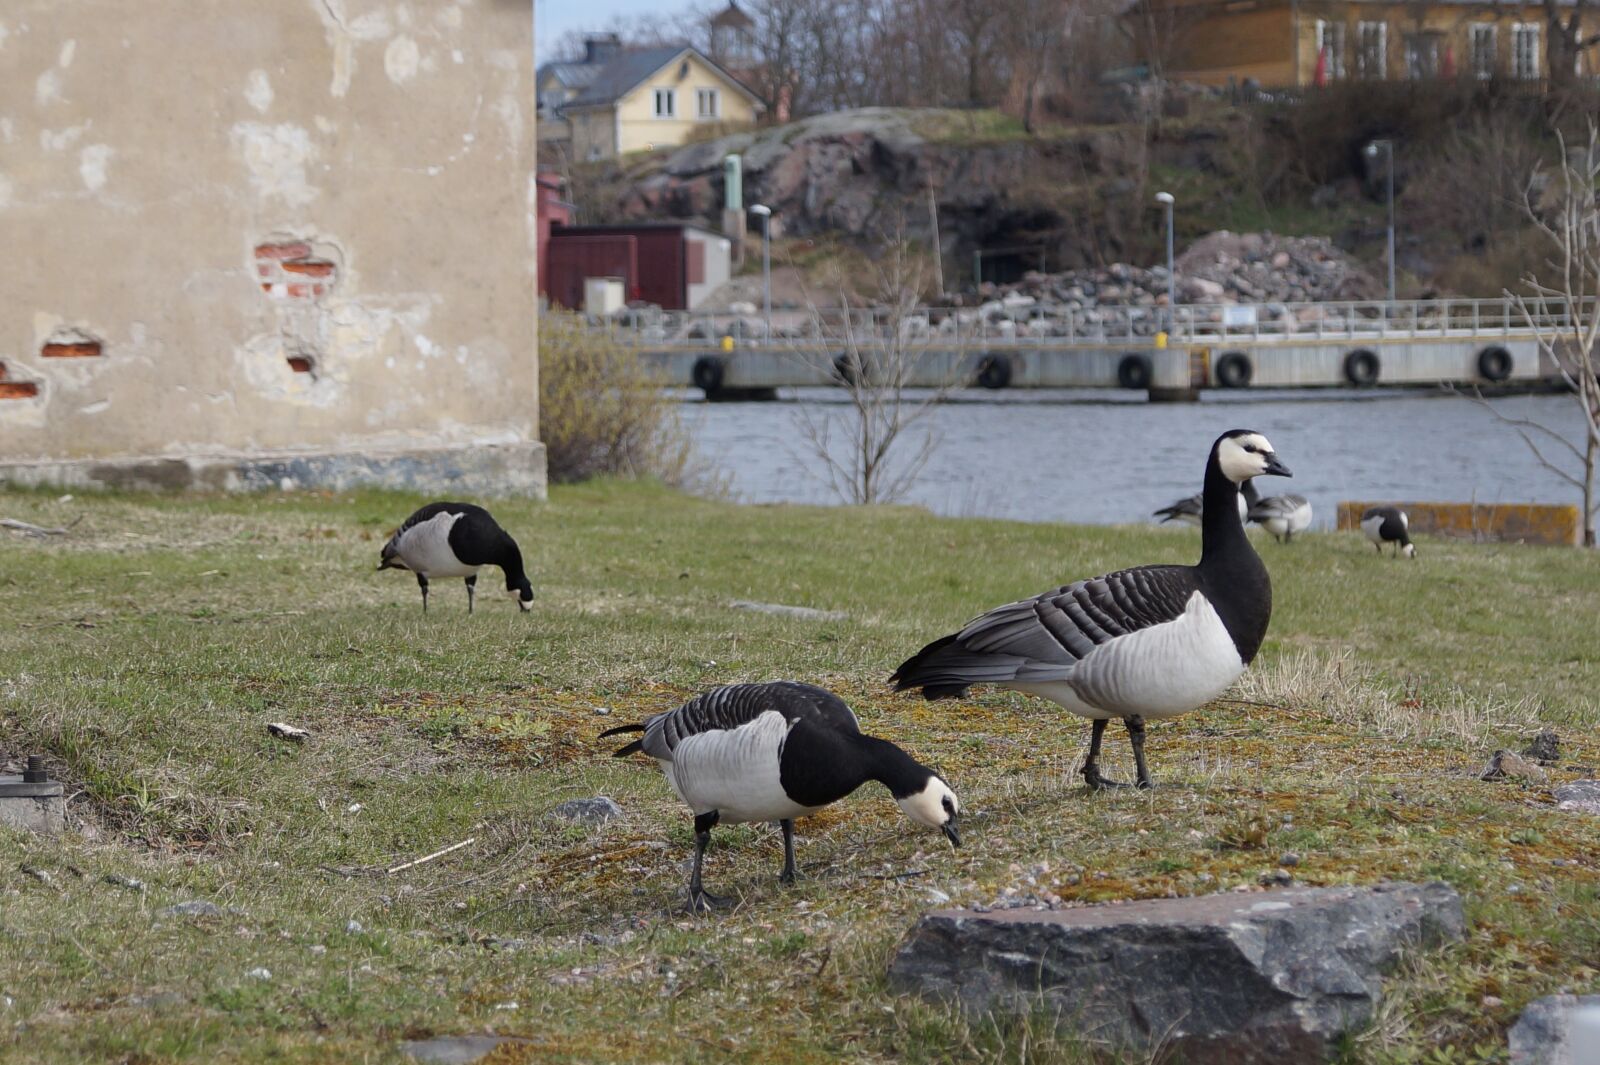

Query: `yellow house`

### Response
(558, 46, 763, 160)
(1134, 0, 1599, 87)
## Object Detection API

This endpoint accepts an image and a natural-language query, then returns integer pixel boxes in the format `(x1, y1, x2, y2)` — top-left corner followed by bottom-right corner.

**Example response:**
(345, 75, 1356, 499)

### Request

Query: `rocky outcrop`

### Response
(1509, 995, 1600, 1064)
(887, 882, 1464, 1064)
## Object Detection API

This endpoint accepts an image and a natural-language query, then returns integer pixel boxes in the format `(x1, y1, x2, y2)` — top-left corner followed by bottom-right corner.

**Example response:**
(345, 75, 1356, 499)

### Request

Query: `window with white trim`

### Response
(1511, 23, 1540, 80)
(1315, 20, 1347, 79)
(1471, 24, 1497, 79)
(696, 88, 720, 119)
(654, 88, 676, 118)
(1357, 21, 1388, 79)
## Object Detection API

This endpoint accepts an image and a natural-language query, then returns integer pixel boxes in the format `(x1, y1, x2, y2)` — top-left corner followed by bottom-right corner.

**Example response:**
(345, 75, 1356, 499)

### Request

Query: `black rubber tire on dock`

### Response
(1117, 353, 1153, 390)
(1477, 345, 1513, 383)
(691, 356, 726, 395)
(1343, 349, 1380, 386)
(975, 354, 1012, 390)
(1214, 351, 1254, 389)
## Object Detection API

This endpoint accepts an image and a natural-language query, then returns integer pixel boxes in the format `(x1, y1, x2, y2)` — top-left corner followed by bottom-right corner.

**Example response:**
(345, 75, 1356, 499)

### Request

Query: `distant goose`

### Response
(378, 502, 534, 613)
(602, 681, 960, 912)
(1154, 479, 1257, 526)
(1361, 506, 1415, 557)
(1247, 490, 1312, 543)
(892, 430, 1291, 789)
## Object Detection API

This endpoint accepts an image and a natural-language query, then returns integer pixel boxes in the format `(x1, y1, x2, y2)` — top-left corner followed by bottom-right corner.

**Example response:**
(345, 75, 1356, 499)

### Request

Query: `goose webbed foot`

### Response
(1082, 762, 1130, 790)
(1082, 717, 1128, 790)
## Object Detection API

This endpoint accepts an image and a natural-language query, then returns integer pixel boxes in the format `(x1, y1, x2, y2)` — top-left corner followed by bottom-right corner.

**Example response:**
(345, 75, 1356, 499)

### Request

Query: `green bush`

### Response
(538, 310, 699, 485)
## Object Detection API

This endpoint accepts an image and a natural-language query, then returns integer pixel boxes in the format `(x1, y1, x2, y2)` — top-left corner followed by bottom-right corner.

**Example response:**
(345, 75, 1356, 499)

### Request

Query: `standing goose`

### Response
(1247, 490, 1312, 543)
(891, 430, 1291, 790)
(601, 681, 960, 912)
(1361, 505, 1415, 557)
(378, 502, 534, 613)
(1154, 479, 1258, 526)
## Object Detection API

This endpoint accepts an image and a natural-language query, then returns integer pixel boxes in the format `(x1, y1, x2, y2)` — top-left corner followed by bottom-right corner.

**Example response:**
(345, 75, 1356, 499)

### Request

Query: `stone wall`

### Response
(0, 0, 545, 496)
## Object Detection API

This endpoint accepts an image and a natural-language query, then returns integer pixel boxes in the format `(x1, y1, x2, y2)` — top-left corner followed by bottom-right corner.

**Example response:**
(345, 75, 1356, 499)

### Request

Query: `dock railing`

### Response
(584, 296, 1586, 349)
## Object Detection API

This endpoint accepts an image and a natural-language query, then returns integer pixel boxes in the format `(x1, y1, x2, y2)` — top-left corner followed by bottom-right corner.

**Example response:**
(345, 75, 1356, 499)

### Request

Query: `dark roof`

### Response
(563, 46, 762, 110)
(711, 1, 756, 29)
(537, 60, 604, 91)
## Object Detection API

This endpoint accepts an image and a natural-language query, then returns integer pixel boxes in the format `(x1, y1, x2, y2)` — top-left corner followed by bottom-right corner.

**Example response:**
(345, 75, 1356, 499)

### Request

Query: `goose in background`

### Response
(1155, 479, 1258, 526)
(602, 681, 960, 912)
(892, 430, 1291, 790)
(378, 502, 534, 613)
(1247, 489, 1313, 543)
(1362, 506, 1416, 557)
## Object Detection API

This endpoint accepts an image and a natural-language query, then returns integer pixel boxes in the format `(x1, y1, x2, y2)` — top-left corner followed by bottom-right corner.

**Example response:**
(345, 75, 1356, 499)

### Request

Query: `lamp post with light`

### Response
(750, 203, 772, 342)
(1364, 140, 1396, 307)
(1155, 191, 1176, 334)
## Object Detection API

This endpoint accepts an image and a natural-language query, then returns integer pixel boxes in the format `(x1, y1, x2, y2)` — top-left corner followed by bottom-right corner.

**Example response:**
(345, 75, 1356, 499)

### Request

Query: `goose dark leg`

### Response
(416, 573, 429, 614)
(465, 575, 477, 614)
(687, 811, 732, 913)
(778, 819, 798, 885)
(1082, 718, 1128, 790)
(1125, 715, 1153, 789)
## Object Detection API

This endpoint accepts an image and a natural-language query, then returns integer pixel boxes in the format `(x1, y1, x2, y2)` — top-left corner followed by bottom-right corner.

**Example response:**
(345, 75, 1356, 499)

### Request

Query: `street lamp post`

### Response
(1155, 191, 1176, 334)
(750, 203, 772, 343)
(1365, 140, 1396, 307)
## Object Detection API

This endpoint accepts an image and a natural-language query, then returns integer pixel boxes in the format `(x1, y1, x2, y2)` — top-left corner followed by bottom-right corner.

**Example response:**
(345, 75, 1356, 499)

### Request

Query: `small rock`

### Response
(551, 797, 625, 825)
(1483, 995, 1504, 1009)
(593, 707, 611, 716)
(346, 920, 364, 934)
(159, 900, 223, 918)
(729, 600, 846, 622)
(1278, 852, 1301, 868)
(267, 722, 309, 742)
(244, 967, 271, 981)
(1554, 780, 1600, 815)
(925, 888, 952, 905)
(1258, 869, 1295, 887)
(347, 803, 364, 814)
(310, 944, 327, 955)
(1508, 994, 1600, 1065)
(1522, 729, 1560, 764)
(104, 874, 146, 892)
(400, 1035, 535, 1064)
(1480, 750, 1549, 785)
(20, 866, 54, 886)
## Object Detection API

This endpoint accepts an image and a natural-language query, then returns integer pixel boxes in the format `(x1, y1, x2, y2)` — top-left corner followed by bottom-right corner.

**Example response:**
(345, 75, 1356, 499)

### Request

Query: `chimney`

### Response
(584, 33, 622, 64)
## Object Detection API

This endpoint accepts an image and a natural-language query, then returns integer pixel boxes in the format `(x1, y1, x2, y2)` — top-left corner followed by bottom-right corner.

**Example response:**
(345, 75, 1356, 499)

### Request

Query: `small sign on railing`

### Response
(1221, 306, 1258, 328)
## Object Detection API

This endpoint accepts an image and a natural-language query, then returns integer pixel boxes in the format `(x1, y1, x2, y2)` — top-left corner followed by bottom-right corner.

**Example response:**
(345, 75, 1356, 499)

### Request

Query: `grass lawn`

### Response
(0, 480, 1596, 1064)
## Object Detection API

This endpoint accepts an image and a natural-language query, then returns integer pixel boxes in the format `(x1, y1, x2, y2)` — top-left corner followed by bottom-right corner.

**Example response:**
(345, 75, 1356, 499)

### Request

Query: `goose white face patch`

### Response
(896, 776, 959, 829)
(1217, 433, 1276, 484)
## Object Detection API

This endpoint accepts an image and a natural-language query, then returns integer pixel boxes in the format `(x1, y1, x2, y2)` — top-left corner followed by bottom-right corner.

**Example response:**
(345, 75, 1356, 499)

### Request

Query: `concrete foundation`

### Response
(0, 777, 65, 837)
(0, 442, 548, 496)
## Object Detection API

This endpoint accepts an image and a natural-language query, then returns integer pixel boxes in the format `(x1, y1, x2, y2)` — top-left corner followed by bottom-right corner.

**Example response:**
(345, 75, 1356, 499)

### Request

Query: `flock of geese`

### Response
(378, 430, 1414, 911)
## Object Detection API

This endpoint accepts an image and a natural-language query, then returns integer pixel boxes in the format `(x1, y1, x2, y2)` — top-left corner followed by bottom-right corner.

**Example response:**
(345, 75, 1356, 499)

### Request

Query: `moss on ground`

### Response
(0, 480, 1595, 1063)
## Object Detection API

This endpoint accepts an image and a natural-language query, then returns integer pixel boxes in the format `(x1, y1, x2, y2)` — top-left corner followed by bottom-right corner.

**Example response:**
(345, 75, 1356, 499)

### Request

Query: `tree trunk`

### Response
(1586, 430, 1597, 547)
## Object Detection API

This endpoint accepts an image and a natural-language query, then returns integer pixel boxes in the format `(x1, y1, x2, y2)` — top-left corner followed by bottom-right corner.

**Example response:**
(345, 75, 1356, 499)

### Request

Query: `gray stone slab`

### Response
(888, 882, 1464, 1065)
(1555, 781, 1600, 815)
(550, 797, 624, 825)
(1509, 994, 1600, 1065)
(0, 775, 65, 837)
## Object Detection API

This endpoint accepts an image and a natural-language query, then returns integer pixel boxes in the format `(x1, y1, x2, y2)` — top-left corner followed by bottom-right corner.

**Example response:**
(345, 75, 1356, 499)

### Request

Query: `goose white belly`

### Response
(1360, 514, 1386, 544)
(660, 711, 823, 824)
(1258, 499, 1312, 538)
(393, 513, 480, 579)
(1006, 592, 1245, 720)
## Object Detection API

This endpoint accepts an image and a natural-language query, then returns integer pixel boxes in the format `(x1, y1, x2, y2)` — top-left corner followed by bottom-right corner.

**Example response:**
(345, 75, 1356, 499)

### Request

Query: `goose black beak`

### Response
(941, 818, 961, 849)
(1263, 454, 1293, 478)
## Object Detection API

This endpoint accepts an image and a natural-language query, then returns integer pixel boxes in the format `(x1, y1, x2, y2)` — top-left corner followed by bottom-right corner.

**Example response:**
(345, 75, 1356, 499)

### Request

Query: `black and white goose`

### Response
(1247, 489, 1312, 543)
(1361, 505, 1415, 558)
(378, 502, 534, 613)
(1154, 479, 1258, 526)
(891, 430, 1291, 790)
(601, 681, 960, 912)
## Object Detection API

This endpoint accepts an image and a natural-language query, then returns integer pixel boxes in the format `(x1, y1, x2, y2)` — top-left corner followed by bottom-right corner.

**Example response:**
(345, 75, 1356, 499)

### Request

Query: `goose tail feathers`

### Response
(598, 721, 647, 758)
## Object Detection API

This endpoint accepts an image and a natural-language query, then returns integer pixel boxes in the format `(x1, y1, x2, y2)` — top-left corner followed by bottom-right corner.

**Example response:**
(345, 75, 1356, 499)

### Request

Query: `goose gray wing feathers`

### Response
(891, 565, 1200, 695)
(1247, 493, 1309, 521)
(605, 681, 859, 761)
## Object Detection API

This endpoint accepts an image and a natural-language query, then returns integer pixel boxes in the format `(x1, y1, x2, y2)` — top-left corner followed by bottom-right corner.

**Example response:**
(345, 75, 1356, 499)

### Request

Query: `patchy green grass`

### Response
(0, 481, 1596, 1063)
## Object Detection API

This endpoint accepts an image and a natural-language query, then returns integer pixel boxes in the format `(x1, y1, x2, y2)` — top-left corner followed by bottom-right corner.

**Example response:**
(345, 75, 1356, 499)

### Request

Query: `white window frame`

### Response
(1358, 21, 1388, 80)
(1512, 23, 1540, 80)
(1315, 20, 1347, 79)
(653, 88, 676, 118)
(1404, 33, 1440, 80)
(696, 87, 720, 119)
(1471, 24, 1497, 79)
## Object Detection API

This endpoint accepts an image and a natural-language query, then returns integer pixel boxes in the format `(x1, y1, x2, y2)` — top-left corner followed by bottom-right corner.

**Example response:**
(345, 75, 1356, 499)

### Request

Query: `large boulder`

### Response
(1508, 995, 1600, 1064)
(888, 882, 1464, 1064)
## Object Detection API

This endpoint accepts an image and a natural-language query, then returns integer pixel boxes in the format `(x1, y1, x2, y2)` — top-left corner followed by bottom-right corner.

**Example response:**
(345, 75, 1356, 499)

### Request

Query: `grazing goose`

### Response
(891, 430, 1291, 790)
(1247, 490, 1312, 543)
(1361, 505, 1415, 557)
(601, 681, 960, 912)
(378, 502, 534, 613)
(1154, 479, 1257, 526)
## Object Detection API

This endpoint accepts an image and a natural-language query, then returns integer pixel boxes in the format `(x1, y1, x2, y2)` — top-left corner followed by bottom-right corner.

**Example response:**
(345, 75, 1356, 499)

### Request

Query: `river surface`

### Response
(684, 388, 1589, 526)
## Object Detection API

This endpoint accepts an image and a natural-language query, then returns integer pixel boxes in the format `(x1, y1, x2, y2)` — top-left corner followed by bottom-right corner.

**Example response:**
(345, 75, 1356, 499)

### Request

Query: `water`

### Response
(685, 388, 1590, 526)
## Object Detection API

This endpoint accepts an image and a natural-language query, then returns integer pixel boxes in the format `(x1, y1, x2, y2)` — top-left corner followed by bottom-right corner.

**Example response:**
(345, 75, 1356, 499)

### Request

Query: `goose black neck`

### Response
(861, 736, 933, 800)
(497, 539, 528, 588)
(1199, 458, 1251, 569)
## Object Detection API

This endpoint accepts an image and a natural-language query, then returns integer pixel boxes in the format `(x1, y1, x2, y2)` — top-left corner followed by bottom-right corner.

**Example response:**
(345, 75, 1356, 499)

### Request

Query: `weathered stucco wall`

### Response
(0, 0, 545, 496)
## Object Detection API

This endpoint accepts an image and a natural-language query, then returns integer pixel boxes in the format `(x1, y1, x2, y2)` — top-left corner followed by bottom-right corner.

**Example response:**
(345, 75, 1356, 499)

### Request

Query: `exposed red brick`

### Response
(255, 241, 311, 260)
(41, 340, 102, 358)
(261, 283, 275, 294)
(312, 284, 326, 297)
(286, 283, 312, 299)
(282, 258, 335, 278)
(257, 264, 274, 278)
(0, 381, 39, 399)
(286, 356, 314, 373)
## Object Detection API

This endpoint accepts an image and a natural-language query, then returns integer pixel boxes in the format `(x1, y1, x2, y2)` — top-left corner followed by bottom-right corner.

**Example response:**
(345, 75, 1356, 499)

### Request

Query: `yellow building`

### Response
(1137, 0, 1598, 87)
(553, 45, 763, 160)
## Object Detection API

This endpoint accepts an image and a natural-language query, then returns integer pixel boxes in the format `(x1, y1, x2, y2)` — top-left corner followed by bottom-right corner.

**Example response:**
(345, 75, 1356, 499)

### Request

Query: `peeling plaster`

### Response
(0, 174, 12, 210)
(229, 122, 318, 206)
(384, 35, 420, 84)
(0, 22, 9, 52)
(57, 39, 75, 68)
(35, 68, 61, 105)
(78, 144, 111, 192)
(80, 399, 109, 415)
(41, 123, 87, 152)
(245, 69, 274, 113)
(436, 6, 464, 28)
